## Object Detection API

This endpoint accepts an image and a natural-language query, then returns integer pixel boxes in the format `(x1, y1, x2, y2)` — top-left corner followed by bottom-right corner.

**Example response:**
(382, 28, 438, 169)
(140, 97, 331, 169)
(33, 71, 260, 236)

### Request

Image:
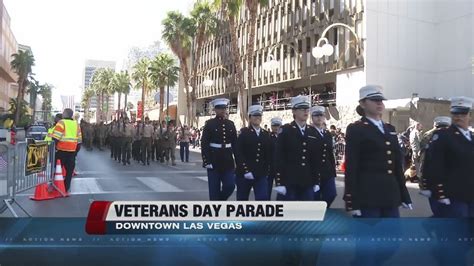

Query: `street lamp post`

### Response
(311, 23, 362, 60)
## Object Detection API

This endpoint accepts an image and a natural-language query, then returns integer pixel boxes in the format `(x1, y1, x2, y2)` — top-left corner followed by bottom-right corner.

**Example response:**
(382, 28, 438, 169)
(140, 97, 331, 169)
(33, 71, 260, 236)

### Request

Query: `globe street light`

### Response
(312, 23, 362, 60)
(200, 65, 229, 88)
(263, 43, 299, 72)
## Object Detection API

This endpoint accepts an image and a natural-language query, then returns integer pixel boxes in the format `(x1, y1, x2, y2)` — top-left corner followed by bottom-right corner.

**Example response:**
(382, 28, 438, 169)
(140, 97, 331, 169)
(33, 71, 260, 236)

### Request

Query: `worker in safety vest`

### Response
(51, 108, 82, 192)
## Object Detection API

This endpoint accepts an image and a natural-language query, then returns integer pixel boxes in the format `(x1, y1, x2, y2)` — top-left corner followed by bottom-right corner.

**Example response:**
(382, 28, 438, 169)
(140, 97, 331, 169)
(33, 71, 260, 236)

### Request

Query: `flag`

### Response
(61, 95, 75, 110)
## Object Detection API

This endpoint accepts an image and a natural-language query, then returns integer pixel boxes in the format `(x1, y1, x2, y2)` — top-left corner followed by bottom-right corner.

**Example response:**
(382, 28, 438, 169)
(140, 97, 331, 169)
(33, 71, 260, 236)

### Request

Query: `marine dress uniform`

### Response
(418, 116, 452, 217)
(268, 117, 282, 199)
(343, 86, 412, 218)
(425, 97, 474, 217)
(310, 106, 337, 207)
(274, 95, 321, 201)
(235, 105, 272, 200)
(201, 98, 238, 201)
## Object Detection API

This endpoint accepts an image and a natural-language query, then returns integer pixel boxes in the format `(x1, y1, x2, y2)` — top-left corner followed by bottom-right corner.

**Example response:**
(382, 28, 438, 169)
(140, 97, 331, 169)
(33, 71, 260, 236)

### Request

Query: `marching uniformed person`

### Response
(109, 120, 117, 159)
(343, 85, 412, 217)
(268, 117, 282, 199)
(51, 108, 82, 192)
(310, 106, 337, 207)
(115, 117, 125, 162)
(121, 117, 134, 165)
(84, 122, 94, 151)
(132, 121, 142, 162)
(235, 105, 272, 201)
(162, 122, 177, 166)
(155, 120, 167, 163)
(418, 116, 451, 217)
(141, 117, 154, 165)
(274, 95, 321, 201)
(201, 98, 238, 201)
(424, 97, 474, 217)
(98, 121, 107, 151)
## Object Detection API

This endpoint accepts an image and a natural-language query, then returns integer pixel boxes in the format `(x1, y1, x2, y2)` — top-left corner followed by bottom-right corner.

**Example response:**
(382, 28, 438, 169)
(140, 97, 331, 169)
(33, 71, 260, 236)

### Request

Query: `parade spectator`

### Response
(178, 125, 192, 163)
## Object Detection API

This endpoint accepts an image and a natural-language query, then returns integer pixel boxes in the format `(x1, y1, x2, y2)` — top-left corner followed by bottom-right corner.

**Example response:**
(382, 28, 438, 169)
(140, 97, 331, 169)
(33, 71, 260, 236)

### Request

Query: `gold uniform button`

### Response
(387, 170, 393, 174)
(386, 141, 390, 145)
(387, 150, 392, 155)
(388, 160, 393, 164)
(301, 163, 306, 166)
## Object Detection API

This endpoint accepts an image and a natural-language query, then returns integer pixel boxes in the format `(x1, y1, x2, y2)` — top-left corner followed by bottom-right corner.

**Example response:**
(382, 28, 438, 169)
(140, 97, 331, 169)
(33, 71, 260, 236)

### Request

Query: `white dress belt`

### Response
(210, 143, 232, 148)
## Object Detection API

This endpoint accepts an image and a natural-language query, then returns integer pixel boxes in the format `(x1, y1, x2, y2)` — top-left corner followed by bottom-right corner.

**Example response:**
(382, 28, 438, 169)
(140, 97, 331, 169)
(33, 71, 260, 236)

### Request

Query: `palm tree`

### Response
(81, 86, 95, 122)
(40, 84, 52, 121)
(132, 58, 151, 121)
(91, 68, 115, 122)
(214, 0, 247, 125)
(162, 11, 194, 125)
(10, 50, 35, 124)
(245, 0, 268, 109)
(190, 0, 218, 124)
(149, 53, 180, 122)
(102, 69, 115, 122)
(115, 71, 131, 116)
(27, 79, 42, 122)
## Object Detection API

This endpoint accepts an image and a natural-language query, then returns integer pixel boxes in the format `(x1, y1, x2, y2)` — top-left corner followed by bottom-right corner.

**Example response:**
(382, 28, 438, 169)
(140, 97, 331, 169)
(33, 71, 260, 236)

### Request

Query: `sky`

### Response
(4, 0, 194, 109)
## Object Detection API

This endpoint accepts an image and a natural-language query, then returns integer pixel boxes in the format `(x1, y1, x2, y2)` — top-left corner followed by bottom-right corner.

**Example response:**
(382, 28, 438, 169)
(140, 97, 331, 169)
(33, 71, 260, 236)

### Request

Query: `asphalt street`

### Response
(5, 146, 432, 217)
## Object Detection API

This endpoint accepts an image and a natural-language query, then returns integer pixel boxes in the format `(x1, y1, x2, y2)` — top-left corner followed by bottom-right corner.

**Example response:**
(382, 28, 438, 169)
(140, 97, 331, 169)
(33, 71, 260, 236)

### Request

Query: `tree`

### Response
(162, 11, 194, 125)
(245, 0, 268, 111)
(10, 50, 35, 124)
(91, 68, 114, 122)
(115, 71, 131, 115)
(40, 84, 52, 121)
(132, 58, 151, 121)
(214, 0, 247, 125)
(190, 0, 218, 125)
(81, 86, 95, 122)
(8, 98, 32, 127)
(149, 53, 179, 122)
(213, 0, 267, 126)
(27, 79, 41, 122)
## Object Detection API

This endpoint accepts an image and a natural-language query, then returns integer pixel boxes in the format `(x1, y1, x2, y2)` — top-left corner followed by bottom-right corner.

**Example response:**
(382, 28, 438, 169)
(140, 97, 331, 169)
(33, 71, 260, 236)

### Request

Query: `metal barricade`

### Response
(0, 140, 56, 217)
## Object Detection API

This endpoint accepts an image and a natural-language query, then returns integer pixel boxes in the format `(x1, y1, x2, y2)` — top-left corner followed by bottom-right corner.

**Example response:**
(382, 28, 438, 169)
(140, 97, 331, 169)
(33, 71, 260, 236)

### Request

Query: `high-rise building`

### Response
(0, 0, 18, 113)
(82, 59, 116, 110)
(187, 0, 473, 129)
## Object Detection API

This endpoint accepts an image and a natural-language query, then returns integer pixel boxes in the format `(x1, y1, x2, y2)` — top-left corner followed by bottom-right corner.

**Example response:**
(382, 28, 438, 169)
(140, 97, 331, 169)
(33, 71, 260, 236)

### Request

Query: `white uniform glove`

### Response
(313, 185, 320, 193)
(244, 172, 255, 180)
(349, 210, 362, 217)
(419, 190, 432, 198)
(274, 186, 287, 196)
(401, 203, 413, 210)
(438, 198, 451, 205)
(204, 164, 213, 169)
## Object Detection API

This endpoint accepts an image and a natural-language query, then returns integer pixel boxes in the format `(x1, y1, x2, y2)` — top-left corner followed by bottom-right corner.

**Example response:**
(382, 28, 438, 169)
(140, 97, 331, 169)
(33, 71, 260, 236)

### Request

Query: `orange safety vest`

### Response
(52, 119, 82, 152)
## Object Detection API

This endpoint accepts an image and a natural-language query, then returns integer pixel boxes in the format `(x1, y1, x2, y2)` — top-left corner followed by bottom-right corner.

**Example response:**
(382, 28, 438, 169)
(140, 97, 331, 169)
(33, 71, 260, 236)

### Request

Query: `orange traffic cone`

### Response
(53, 159, 69, 198)
(30, 182, 56, 201)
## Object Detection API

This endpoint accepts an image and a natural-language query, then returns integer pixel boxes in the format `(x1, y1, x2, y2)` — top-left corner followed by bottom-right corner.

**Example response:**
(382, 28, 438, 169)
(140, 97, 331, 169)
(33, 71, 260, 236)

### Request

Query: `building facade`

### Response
(188, 0, 473, 130)
(0, 0, 17, 112)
